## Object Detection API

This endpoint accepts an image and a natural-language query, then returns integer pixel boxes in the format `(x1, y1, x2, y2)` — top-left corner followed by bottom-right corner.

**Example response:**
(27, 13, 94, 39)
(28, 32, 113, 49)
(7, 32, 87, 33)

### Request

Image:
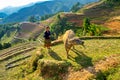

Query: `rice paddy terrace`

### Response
(0, 42, 40, 80)
(0, 38, 120, 80)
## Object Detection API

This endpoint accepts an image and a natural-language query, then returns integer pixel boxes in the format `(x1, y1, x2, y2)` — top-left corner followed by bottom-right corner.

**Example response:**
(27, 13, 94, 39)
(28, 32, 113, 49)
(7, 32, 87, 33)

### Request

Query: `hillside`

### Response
(1, 0, 119, 43)
(0, 22, 45, 44)
(0, 2, 36, 15)
(16, 22, 44, 40)
(0, 13, 7, 18)
(71, 0, 120, 35)
(0, 0, 120, 80)
(2, 0, 98, 23)
(42, 0, 120, 36)
(0, 39, 120, 80)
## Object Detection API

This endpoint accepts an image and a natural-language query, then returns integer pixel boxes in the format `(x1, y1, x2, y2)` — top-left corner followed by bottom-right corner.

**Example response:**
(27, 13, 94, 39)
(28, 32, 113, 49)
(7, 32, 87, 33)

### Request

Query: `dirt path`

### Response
(66, 54, 120, 80)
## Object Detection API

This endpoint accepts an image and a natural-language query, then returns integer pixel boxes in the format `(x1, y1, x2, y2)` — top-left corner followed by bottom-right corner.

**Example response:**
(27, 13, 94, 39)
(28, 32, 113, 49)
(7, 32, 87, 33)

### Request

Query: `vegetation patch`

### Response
(95, 65, 120, 80)
(24, 52, 44, 74)
(36, 60, 71, 80)
(0, 39, 120, 80)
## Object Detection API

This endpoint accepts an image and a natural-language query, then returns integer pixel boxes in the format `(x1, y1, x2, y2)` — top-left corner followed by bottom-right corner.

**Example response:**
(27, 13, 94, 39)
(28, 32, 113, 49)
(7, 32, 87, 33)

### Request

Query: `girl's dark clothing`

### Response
(44, 31, 51, 48)
(44, 31, 51, 39)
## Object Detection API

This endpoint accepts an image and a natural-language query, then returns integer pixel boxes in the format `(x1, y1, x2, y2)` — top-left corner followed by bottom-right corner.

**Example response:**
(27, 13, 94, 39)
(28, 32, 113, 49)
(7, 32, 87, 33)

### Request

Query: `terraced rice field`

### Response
(0, 42, 40, 80)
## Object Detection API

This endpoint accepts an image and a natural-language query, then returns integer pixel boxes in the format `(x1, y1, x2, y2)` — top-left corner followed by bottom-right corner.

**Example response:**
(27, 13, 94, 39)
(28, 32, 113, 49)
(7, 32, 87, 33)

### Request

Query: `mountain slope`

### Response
(0, 13, 7, 18)
(0, 22, 44, 44)
(2, 0, 98, 23)
(42, 0, 120, 36)
(0, 2, 37, 15)
(0, 6, 24, 15)
(77, 0, 120, 35)
(16, 22, 44, 40)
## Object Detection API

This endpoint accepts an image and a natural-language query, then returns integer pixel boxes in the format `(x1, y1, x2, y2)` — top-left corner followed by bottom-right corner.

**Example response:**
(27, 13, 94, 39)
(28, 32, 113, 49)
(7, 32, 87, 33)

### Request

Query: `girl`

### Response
(44, 26, 51, 49)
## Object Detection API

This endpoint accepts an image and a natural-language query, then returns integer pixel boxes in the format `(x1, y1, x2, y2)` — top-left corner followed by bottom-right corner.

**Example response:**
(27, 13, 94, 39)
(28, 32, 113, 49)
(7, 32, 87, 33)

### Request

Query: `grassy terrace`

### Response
(24, 39, 120, 80)
(0, 39, 120, 80)
(46, 39, 120, 68)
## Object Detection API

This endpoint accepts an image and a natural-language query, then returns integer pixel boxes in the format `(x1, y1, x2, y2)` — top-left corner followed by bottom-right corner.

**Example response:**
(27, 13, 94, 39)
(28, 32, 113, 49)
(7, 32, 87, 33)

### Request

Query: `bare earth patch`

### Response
(104, 16, 120, 35)
(66, 54, 120, 80)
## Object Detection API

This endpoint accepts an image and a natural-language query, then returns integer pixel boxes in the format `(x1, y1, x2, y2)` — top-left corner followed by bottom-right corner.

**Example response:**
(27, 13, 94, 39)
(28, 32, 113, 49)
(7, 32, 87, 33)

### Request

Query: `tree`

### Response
(50, 15, 67, 36)
(41, 14, 54, 21)
(82, 17, 103, 36)
(105, 0, 120, 6)
(28, 16, 37, 22)
(83, 17, 91, 35)
(89, 24, 101, 36)
(105, 0, 120, 3)
(71, 2, 81, 12)
(0, 30, 5, 39)
(0, 43, 3, 50)
(50, 14, 75, 40)
(3, 43, 11, 49)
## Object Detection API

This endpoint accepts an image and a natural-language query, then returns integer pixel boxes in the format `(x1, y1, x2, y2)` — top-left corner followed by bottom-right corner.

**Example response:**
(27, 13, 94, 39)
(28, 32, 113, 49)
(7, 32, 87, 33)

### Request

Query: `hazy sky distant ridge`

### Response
(0, 0, 50, 9)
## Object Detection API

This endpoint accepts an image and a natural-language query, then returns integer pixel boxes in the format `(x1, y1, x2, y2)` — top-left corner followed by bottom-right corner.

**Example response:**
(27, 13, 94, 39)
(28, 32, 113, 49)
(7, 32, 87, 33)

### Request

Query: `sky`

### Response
(0, 0, 49, 9)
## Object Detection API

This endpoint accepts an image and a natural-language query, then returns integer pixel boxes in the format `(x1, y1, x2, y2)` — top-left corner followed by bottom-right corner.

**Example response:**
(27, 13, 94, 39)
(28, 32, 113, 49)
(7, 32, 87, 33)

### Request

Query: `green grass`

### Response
(95, 65, 120, 80)
(1, 39, 120, 80)
(24, 39, 120, 80)
(0, 30, 17, 44)
(106, 65, 120, 80)
(0, 42, 37, 80)
(49, 39, 120, 68)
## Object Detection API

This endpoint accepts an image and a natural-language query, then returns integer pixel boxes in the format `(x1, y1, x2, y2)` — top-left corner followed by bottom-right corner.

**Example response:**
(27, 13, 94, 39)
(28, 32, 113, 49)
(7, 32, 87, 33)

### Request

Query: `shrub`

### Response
(36, 60, 71, 79)
(50, 15, 77, 40)
(0, 43, 3, 50)
(83, 17, 91, 36)
(71, 2, 82, 12)
(25, 53, 44, 74)
(82, 17, 108, 36)
(3, 43, 11, 49)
